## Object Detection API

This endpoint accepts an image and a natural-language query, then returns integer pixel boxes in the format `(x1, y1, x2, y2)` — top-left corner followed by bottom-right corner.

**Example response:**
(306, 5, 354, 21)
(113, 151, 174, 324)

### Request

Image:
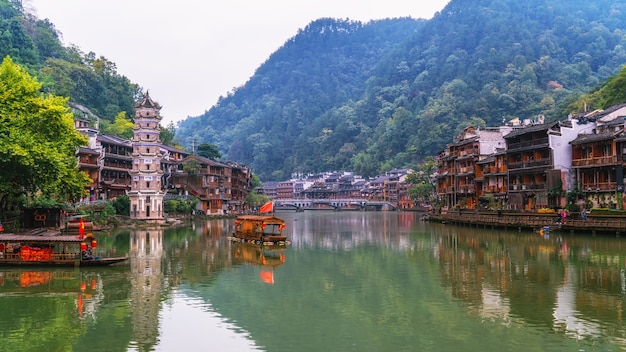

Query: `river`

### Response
(1, 211, 625, 352)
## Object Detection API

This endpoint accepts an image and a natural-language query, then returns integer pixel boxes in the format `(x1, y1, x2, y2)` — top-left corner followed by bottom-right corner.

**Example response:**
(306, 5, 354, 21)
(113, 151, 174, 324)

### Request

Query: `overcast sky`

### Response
(27, 0, 449, 125)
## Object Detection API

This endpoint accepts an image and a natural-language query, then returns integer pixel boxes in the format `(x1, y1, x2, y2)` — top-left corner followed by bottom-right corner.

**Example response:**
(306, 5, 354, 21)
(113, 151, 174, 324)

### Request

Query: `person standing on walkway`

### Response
(581, 209, 588, 220)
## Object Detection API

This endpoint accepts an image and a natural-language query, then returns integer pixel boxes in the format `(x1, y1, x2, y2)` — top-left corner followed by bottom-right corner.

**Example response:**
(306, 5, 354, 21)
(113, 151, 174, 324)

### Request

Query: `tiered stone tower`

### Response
(128, 92, 165, 220)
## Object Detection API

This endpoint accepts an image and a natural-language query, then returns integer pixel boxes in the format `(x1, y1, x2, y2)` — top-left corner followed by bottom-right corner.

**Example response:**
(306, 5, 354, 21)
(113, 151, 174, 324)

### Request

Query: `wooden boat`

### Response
(230, 215, 289, 245)
(0, 229, 129, 267)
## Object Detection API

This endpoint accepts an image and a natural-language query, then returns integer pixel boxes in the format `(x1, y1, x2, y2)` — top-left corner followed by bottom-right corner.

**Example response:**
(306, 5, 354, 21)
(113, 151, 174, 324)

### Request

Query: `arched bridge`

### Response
(273, 199, 397, 211)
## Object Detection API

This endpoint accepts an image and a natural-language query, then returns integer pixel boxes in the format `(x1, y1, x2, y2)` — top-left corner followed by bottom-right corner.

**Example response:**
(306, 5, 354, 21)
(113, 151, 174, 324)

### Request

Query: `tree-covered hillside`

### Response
(176, 17, 424, 180)
(0, 0, 141, 123)
(176, 0, 626, 181)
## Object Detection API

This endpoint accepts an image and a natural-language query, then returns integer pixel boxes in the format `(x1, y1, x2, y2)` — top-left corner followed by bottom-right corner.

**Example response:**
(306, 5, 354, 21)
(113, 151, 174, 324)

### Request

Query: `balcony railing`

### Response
(508, 158, 551, 170)
(583, 182, 618, 192)
(458, 185, 475, 193)
(484, 166, 508, 174)
(572, 155, 618, 167)
(509, 183, 546, 191)
(485, 185, 507, 193)
(457, 167, 475, 174)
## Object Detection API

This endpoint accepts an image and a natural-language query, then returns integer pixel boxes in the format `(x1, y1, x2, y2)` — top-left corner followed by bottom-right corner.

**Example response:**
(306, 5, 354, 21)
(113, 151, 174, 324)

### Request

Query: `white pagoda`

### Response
(128, 91, 165, 220)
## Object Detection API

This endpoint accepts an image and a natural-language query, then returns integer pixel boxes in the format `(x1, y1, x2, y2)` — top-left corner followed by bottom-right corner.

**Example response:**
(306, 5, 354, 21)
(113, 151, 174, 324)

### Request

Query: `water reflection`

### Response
(433, 223, 626, 347)
(0, 268, 113, 351)
(231, 242, 286, 284)
(128, 229, 164, 349)
(3, 213, 626, 351)
(286, 211, 417, 251)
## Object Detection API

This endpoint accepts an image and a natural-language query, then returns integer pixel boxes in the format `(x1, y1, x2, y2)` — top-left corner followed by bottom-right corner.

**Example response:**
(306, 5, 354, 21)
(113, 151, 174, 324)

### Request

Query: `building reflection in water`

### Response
(129, 229, 164, 348)
(433, 223, 626, 344)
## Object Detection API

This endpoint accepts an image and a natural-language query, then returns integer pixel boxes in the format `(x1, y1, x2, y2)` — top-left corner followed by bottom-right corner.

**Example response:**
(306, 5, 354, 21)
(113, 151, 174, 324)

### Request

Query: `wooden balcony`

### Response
(572, 155, 618, 167)
(510, 183, 546, 191)
(457, 167, 475, 174)
(458, 185, 475, 193)
(508, 158, 551, 170)
(485, 185, 507, 193)
(583, 182, 618, 192)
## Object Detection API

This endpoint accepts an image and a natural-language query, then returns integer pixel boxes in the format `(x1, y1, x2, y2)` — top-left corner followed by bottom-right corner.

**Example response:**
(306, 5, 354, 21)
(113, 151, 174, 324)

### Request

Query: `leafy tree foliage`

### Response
(196, 143, 222, 160)
(567, 65, 626, 111)
(160, 121, 179, 146)
(111, 195, 130, 216)
(99, 112, 134, 139)
(0, 56, 91, 208)
(406, 156, 437, 202)
(1, 0, 142, 129)
(164, 198, 198, 215)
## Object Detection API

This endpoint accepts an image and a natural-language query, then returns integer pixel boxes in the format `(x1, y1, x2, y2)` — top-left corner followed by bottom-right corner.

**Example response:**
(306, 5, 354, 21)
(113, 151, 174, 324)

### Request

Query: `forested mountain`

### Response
(176, 0, 626, 181)
(176, 17, 423, 179)
(0, 0, 141, 122)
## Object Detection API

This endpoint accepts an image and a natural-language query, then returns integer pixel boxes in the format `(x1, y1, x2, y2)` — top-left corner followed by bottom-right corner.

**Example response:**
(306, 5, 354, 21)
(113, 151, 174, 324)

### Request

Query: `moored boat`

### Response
(0, 229, 128, 267)
(229, 215, 289, 246)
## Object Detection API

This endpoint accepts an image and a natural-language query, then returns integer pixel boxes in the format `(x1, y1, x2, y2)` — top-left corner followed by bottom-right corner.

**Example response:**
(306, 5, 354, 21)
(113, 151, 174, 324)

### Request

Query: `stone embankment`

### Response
(425, 212, 626, 236)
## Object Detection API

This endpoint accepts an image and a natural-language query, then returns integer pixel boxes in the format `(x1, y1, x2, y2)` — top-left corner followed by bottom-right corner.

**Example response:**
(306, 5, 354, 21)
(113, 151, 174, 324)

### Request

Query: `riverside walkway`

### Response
(426, 212, 626, 236)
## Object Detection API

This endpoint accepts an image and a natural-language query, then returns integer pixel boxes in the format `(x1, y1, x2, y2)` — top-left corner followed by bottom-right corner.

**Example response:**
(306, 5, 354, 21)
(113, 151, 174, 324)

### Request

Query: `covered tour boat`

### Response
(230, 215, 289, 246)
(0, 229, 128, 267)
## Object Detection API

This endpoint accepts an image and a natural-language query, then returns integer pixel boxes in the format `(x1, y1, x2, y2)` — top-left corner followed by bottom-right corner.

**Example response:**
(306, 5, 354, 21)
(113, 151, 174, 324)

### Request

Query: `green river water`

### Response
(1, 211, 625, 352)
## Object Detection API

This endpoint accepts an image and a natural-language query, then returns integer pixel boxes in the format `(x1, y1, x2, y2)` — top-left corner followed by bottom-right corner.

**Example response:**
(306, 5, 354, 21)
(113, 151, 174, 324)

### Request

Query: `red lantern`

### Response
(80, 281, 87, 291)
(80, 242, 87, 251)
(90, 280, 97, 290)
(91, 240, 97, 249)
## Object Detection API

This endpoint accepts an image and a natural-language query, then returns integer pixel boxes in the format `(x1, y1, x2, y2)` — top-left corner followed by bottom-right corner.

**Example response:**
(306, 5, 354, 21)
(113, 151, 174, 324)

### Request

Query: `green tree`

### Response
(111, 195, 130, 216)
(99, 112, 134, 139)
(0, 56, 90, 208)
(196, 143, 222, 160)
(406, 157, 437, 202)
(160, 121, 178, 146)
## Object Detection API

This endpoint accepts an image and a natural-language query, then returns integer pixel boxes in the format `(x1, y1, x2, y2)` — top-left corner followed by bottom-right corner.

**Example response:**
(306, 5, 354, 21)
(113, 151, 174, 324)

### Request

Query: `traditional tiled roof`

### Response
(570, 131, 621, 145)
(97, 133, 132, 147)
(476, 155, 495, 164)
(79, 146, 100, 155)
(134, 91, 162, 109)
(504, 122, 558, 139)
(183, 154, 229, 168)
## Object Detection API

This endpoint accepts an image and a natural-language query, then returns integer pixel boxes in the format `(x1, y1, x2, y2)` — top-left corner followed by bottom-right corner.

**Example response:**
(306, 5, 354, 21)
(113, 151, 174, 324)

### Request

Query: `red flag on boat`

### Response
(259, 201, 273, 213)
(79, 219, 85, 239)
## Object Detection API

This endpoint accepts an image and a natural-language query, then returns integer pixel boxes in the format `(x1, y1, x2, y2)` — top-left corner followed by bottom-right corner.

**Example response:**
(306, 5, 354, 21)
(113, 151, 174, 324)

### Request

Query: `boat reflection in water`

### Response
(0, 269, 103, 317)
(231, 241, 286, 284)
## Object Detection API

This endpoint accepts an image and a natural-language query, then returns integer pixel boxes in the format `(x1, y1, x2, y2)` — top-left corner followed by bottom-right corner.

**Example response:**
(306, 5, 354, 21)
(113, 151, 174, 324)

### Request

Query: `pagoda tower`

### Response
(128, 91, 165, 220)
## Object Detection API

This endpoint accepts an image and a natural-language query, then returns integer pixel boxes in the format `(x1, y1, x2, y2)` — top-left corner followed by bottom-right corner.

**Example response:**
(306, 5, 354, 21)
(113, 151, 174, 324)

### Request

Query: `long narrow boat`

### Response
(229, 215, 289, 246)
(0, 230, 128, 267)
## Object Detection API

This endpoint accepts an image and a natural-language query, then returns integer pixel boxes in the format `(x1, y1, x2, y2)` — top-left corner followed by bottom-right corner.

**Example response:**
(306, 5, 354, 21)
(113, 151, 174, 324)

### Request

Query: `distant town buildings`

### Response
(258, 169, 416, 209)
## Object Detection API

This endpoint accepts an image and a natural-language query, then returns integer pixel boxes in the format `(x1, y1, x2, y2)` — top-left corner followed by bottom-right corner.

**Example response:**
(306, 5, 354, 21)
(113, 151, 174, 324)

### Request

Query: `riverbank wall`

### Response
(425, 212, 626, 236)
